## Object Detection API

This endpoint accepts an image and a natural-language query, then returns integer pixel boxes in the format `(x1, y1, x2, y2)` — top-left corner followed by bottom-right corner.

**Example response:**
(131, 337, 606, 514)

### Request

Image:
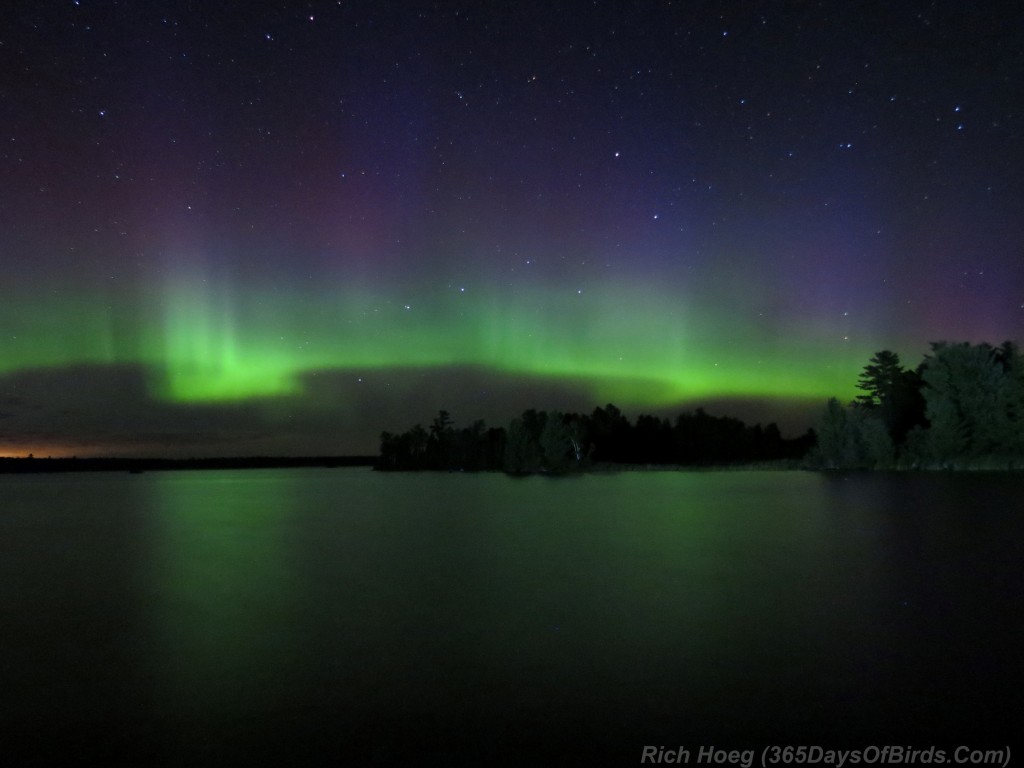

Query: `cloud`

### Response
(0, 363, 820, 457)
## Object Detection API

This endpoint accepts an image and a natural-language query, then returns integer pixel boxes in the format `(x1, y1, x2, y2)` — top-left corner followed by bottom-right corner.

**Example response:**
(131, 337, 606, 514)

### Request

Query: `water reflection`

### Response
(819, 473, 1024, 741)
(0, 474, 151, 763)
(143, 471, 307, 760)
(1, 469, 1020, 765)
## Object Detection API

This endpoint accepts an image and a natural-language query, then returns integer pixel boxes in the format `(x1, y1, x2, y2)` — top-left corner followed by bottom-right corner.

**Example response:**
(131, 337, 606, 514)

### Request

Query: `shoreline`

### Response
(0, 456, 376, 475)
(4, 456, 1020, 475)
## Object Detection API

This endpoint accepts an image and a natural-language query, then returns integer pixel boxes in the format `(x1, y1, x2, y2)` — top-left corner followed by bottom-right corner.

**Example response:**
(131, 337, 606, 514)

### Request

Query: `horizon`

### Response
(3, 3, 1021, 457)
(0, 383, 825, 459)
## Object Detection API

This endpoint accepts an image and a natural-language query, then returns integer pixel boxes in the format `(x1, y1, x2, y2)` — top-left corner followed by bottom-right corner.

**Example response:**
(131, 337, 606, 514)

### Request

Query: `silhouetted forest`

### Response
(812, 340, 1024, 470)
(377, 405, 814, 473)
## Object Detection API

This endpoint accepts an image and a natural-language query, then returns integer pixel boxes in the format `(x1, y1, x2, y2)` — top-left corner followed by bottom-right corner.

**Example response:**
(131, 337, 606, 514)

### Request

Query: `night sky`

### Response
(2, 1, 1022, 457)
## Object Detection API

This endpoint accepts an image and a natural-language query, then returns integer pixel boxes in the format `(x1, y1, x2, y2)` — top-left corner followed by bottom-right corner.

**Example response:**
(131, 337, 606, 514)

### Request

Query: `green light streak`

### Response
(0, 294, 121, 371)
(151, 276, 301, 401)
(0, 273, 866, 407)
(145, 471, 301, 716)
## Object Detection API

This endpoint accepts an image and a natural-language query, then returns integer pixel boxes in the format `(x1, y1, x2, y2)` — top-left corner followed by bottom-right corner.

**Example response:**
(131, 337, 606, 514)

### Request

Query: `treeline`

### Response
(813, 340, 1024, 470)
(378, 405, 815, 473)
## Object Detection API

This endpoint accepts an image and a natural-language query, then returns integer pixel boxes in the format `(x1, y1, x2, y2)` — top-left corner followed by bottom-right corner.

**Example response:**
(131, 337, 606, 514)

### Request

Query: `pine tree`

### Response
(920, 342, 1013, 463)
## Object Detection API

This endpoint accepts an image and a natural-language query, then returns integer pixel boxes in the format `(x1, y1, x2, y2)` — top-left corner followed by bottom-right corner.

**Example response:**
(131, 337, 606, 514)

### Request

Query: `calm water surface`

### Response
(1, 469, 1021, 765)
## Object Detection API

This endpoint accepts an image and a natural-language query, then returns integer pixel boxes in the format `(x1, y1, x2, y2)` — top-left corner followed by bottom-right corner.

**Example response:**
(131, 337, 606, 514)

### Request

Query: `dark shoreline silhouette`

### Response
(378, 404, 815, 474)
(7, 339, 1018, 476)
(812, 340, 1023, 470)
(0, 455, 376, 475)
(378, 338, 1024, 474)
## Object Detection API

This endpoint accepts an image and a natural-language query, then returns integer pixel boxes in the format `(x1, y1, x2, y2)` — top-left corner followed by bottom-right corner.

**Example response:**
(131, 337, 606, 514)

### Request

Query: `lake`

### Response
(1, 469, 1021, 765)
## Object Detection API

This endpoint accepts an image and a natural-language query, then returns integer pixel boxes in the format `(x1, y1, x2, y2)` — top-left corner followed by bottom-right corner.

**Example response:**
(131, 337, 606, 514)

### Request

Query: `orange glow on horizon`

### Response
(0, 444, 82, 459)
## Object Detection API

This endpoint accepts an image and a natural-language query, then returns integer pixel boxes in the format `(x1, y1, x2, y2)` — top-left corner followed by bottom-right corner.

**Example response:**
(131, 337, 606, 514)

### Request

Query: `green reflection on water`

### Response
(144, 470, 305, 719)
(134, 469, 891, 756)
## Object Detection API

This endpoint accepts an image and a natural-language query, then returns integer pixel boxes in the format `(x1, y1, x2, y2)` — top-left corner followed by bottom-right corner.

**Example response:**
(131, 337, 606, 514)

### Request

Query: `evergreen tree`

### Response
(856, 350, 926, 445)
(813, 397, 893, 469)
(540, 411, 574, 473)
(856, 350, 904, 407)
(504, 416, 542, 473)
(590, 404, 631, 462)
(995, 341, 1024, 453)
(426, 410, 455, 468)
(919, 342, 1013, 463)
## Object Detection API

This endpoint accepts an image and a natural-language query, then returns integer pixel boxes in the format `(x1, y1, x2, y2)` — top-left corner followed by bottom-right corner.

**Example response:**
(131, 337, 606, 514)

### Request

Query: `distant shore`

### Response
(0, 456, 376, 474)
(5, 455, 1018, 475)
(0, 456, 804, 476)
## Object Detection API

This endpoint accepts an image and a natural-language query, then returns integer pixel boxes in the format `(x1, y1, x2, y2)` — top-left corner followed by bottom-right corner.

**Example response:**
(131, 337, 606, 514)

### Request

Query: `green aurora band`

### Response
(1, 270, 865, 410)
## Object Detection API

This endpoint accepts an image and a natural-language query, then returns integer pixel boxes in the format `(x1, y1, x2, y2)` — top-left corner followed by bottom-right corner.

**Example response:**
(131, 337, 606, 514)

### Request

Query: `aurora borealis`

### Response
(2, 2, 1021, 456)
